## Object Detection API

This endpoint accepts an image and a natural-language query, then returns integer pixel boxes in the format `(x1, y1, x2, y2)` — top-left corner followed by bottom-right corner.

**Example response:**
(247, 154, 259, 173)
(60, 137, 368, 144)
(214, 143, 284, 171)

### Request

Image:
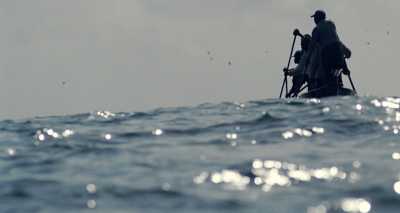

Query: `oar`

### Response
(279, 76, 287, 99)
(279, 29, 300, 98)
(347, 74, 357, 94)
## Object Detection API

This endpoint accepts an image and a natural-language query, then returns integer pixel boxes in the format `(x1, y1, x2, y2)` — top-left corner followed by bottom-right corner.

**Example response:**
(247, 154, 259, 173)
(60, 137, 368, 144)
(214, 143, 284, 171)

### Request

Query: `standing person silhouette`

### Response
(284, 34, 312, 97)
(309, 10, 351, 96)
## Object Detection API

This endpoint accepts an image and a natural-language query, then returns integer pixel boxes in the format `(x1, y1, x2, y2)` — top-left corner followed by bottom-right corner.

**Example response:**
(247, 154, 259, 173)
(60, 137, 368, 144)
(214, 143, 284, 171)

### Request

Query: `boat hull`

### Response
(299, 87, 356, 98)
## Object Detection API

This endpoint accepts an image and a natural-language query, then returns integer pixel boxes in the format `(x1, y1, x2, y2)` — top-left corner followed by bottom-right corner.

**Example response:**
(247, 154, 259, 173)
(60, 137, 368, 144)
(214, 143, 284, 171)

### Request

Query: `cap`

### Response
(311, 10, 326, 19)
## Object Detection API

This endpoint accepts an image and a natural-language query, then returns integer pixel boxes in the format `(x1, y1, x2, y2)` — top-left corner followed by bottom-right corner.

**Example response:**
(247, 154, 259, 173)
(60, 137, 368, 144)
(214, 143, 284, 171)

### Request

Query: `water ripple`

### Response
(1, 96, 400, 212)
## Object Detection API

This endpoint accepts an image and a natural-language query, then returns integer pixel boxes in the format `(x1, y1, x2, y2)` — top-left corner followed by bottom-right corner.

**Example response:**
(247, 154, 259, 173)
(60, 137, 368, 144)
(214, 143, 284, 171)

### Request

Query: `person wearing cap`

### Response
(284, 34, 312, 97)
(309, 10, 351, 95)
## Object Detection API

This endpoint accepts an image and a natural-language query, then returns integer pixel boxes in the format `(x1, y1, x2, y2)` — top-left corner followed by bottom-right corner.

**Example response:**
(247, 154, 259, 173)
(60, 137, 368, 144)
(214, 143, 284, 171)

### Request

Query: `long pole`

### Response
(279, 33, 297, 98)
(279, 76, 287, 99)
(347, 74, 357, 94)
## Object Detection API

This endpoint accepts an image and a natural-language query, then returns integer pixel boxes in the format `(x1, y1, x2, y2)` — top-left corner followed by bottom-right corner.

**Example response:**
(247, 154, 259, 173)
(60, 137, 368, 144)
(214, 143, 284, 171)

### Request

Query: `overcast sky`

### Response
(1, 0, 399, 119)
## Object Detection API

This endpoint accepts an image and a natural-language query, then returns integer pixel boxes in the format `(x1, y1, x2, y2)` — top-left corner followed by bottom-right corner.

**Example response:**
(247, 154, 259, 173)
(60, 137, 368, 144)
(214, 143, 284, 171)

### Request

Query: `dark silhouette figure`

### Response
(284, 34, 312, 97)
(309, 10, 351, 96)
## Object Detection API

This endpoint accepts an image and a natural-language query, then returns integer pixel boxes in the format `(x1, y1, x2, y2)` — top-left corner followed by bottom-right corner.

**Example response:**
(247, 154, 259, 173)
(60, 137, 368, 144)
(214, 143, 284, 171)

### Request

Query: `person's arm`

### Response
(341, 43, 351, 59)
(329, 20, 351, 58)
(283, 67, 296, 76)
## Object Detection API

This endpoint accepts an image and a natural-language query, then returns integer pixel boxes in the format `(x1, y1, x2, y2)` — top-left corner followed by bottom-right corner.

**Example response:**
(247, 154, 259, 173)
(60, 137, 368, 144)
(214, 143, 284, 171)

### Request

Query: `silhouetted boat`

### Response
(299, 87, 356, 98)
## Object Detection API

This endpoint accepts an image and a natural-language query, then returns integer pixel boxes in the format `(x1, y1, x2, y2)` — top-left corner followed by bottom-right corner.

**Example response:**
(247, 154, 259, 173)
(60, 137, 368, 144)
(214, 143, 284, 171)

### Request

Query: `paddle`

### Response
(279, 29, 301, 98)
(344, 56, 357, 95)
(347, 74, 357, 95)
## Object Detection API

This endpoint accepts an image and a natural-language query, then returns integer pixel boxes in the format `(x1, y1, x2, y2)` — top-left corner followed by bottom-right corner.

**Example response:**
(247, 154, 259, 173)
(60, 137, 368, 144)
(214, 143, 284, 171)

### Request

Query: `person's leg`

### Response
(325, 43, 348, 92)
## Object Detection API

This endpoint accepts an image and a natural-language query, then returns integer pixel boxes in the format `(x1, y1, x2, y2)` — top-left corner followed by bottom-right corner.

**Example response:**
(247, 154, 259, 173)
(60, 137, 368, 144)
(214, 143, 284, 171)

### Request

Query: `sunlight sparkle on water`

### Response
(86, 184, 97, 194)
(392, 152, 400, 160)
(294, 128, 313, 137)
(264, 160, 282, 169)
(307, 98, 321, 104)
(371, 99, 382, 107)
(87, 199, 96, 209)
(282, 127, 324, 139)
(62, 129, 74, 137)
(371, 98, 400, 109)
(252, 159, 263, 169)
(341, 198, 371, 213)
(382, 100, 400, 109)
(37, 133, 46, 141)
(47, 129, 55, 136)
(254, 177, 263, 185)
(393, 181, 400, 194)
(396, 112, 400, 122)
(384, 126, 390, 131)
(6, 148, 16, 156)
(349, 172, 361, 183)
(322, 107, 331, 113)
(282, 131, 294, 139)
(234, 102, 246, 110)
(104, 134, 112, 140)
(264, 169, 290, 186)
(196, 159, 348, 192)
(96, 110, 115, 119)
(35, 128, 76, 142)
(193, 172, 208, 184)
(226, 133, 238, 140)
(288, 169, 312, 182)
(352, 161, 362, 168)
(152, 129, 163, 136)
(312, 127, 325, 134)
(209, 170, 250, 190)
(386, 97, 400, 104)
(44, 128, 60, 138)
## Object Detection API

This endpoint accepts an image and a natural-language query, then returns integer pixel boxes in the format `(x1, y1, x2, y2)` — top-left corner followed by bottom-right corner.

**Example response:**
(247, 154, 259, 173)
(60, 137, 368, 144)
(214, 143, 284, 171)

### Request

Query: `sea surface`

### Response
(1, 96, 400, 213)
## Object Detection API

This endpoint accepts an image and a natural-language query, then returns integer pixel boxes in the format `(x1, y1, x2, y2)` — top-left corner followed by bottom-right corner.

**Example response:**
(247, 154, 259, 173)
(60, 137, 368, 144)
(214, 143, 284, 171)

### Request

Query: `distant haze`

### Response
(1, 0, 399, 119)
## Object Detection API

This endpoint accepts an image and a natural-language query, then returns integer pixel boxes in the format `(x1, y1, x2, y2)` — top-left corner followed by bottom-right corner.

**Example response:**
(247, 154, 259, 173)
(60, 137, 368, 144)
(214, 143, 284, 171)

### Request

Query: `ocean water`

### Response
(1, 96, 400, 213)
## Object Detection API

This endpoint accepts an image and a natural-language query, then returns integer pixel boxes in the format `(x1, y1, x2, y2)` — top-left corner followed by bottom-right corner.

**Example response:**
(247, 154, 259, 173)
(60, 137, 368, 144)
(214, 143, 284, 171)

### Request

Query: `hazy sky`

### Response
(1, 0, 399, 119)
